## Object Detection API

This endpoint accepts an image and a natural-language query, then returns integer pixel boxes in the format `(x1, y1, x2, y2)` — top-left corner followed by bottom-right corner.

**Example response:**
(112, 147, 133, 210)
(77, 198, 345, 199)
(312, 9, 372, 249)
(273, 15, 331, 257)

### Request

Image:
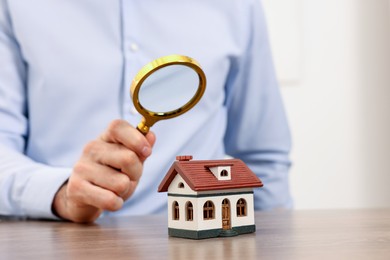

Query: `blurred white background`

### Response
(262, 0, 390, 209)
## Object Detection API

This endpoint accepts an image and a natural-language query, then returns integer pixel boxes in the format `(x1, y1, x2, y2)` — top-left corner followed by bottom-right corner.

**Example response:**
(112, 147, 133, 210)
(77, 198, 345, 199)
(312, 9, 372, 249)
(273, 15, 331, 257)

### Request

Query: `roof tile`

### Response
(158, 158, 263, 192)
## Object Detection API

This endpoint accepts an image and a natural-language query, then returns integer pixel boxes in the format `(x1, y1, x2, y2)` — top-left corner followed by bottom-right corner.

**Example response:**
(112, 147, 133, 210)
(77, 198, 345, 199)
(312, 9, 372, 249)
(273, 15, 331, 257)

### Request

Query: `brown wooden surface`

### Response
(1, 209, 390, 259)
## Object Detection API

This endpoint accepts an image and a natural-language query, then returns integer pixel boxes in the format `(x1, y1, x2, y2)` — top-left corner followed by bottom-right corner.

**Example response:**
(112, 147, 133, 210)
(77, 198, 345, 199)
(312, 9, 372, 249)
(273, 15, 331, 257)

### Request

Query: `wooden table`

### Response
(1, 209, 389, 259)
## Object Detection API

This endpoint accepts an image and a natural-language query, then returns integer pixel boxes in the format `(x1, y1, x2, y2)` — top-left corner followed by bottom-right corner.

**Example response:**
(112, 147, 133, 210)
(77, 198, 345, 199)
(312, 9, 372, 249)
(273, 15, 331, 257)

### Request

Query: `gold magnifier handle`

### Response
(137, 121, 149, 135)
(137, 117, 157, 135)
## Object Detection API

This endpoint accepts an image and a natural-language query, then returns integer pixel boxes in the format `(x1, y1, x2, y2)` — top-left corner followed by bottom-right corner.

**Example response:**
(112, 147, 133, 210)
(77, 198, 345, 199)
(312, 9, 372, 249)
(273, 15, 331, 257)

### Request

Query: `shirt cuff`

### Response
(21, 167, 71, 220)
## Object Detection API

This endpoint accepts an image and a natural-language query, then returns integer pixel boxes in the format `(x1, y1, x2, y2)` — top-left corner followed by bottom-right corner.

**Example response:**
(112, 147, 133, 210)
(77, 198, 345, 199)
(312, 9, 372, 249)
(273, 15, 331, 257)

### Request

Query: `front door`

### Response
(222, 199, 231, 230)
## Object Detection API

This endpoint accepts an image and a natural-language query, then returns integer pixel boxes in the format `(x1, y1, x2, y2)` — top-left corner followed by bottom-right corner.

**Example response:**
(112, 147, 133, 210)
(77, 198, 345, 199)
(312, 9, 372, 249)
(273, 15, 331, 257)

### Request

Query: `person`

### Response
(0, 0, 292, 223)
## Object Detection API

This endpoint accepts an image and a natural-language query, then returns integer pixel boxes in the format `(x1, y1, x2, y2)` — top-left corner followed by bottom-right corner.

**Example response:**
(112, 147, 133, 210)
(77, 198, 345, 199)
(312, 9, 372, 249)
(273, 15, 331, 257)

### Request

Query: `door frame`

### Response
(222, 198, 231, 230)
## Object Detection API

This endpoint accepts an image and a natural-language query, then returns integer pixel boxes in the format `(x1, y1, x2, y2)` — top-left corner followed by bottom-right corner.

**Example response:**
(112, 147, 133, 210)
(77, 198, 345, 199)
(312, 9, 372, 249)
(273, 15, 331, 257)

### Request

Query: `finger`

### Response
(100, 119, 152, 160)
(67, 175, 124, 212)
(145, 131, 156, 147)
(73, 160, 134, 198)
(81, 141, 144, 181)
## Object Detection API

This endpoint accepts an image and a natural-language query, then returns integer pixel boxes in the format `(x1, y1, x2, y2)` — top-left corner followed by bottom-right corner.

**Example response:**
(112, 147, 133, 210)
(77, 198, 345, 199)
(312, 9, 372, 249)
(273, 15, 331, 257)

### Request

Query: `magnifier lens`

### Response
(138, 65, 199, 113)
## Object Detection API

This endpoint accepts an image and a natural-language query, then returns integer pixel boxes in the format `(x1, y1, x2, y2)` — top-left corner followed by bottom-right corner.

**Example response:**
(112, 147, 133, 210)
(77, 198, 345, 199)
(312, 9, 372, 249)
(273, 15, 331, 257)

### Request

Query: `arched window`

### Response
(236, 198, 247, 217)
(220, 169, 228, 177)
(186, 202, 193, 221)
(203, 201, 215, 220)
(178, 182, 185, 188)
(173, 201, 180, 220)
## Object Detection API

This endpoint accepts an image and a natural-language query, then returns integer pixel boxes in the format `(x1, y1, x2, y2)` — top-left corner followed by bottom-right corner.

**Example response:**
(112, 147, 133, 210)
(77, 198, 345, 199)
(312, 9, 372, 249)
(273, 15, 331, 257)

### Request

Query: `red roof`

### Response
(158, 157, 263, 192)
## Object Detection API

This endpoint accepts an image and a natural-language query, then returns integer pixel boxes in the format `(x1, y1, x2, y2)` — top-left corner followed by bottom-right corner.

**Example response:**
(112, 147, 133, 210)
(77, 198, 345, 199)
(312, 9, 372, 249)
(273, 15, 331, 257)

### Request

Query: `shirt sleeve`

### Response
(0, 1, 70, 219)
(224, 0, 293, 210)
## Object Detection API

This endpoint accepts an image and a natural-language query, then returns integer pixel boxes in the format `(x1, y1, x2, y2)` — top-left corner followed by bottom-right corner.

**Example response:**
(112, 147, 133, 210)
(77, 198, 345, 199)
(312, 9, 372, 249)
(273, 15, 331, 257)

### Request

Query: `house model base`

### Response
(168, 223, 256, 240)
(158, 156, 263, 240)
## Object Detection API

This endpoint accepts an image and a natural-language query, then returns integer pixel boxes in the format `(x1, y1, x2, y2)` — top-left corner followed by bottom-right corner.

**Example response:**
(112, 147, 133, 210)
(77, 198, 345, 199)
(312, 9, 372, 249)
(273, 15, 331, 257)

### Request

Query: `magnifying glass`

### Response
(130, 55, 207, 134)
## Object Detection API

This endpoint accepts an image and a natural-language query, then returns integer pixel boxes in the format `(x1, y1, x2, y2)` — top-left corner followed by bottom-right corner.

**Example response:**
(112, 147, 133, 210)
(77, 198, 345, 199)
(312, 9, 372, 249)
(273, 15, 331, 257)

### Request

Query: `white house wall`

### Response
(168, 190, 255, 231)
(208, 166, 232, 180)
(196, 193, 255, 231)
(167, 174, 197, 195)
(167, 195, 199, 230)
(197, 188, 253, 196)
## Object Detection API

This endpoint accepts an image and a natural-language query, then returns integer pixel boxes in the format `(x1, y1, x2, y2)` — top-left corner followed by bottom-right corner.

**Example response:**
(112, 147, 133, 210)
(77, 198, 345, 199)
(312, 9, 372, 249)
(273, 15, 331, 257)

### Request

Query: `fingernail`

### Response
(142, 146, 152, 157)
(116, 197, 124, 209)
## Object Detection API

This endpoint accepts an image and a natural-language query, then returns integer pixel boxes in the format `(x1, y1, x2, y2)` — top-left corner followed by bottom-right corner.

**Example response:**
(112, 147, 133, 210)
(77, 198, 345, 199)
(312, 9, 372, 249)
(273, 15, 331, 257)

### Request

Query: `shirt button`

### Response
(130, 43, 139, 52)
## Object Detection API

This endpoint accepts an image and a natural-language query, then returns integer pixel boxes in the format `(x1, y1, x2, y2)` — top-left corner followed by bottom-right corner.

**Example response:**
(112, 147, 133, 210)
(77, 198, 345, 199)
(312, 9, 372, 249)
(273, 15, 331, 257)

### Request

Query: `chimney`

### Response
(176, 155, 193, 161)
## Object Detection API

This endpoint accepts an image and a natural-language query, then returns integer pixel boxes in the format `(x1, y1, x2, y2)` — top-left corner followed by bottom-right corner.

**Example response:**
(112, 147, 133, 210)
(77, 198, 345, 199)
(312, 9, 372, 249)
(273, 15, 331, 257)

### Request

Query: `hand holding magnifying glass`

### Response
(52, 55, 206, 223)
(130, 55, 206, 134)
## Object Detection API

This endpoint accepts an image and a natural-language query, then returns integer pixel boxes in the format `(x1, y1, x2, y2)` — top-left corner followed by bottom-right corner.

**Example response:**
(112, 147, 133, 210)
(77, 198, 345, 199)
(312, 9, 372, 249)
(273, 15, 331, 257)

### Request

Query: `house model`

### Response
(158, 155, 263, 239)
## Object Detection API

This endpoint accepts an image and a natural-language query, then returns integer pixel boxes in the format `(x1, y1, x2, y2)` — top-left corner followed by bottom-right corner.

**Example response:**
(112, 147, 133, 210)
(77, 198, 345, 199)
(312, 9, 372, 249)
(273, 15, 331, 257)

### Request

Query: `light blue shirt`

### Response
(0, 0, 292, 219)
